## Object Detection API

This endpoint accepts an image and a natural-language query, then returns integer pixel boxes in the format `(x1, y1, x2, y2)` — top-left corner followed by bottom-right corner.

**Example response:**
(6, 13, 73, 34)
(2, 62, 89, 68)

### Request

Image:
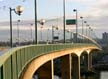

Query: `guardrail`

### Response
(0, 43, 99, 79)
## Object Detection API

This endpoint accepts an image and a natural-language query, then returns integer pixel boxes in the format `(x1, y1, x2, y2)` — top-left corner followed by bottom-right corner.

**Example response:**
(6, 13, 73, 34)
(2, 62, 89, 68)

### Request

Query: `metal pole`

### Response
(10, 8, 13, 47)
(76, 10, 78, 43)
(73, 9, 78, 43)
(86, 25, 89, 36)
(70, 32, 72, 43)
(81, 18, 83, 36)
(90, 27, 92, 37)
(34, 0, 37, 44)
(17, 20, 20, 45)
(84, 21, 87, 36)
(40, 26, 43, 41)
(82, 19, 84, 43)
(80, 17, 84, 42)
(47, 29, 49, 43)
(52, 26, 54, 43)
(63, 0, 66, 43)
(88, 27, 90, 37)
(86, 25, 87, 36)
(30, 25, 33, 43)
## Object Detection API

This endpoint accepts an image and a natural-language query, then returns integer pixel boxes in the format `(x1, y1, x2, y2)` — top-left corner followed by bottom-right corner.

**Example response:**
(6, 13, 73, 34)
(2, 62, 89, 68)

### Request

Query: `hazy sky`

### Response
(0, 0, 108, 41)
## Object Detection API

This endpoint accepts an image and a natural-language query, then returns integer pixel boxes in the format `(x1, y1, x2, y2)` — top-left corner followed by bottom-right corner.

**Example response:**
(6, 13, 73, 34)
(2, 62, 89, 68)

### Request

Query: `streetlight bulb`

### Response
(40, 19, 45, 25)
(73, 9, 77, 12)
(80, 16, 83, 19)
(16, 5, 24, 15)
(56, 27, 58, 30)
(17, 20, 20, 22)
(84, 21, 87, 23)
(87, 24, 89, 27)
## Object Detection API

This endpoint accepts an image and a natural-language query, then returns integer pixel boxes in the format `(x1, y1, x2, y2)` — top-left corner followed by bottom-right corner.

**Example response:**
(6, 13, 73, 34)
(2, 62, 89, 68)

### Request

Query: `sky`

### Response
(0, 0, 108, 41)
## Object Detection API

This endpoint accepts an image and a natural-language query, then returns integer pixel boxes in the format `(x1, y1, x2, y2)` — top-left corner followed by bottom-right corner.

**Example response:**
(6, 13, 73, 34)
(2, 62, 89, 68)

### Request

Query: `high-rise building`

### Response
(102, 32, 108, 43)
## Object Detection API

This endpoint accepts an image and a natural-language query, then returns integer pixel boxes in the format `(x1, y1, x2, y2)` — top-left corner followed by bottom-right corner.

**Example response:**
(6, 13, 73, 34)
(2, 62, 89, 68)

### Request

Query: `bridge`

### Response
(0, 33, 102, 79)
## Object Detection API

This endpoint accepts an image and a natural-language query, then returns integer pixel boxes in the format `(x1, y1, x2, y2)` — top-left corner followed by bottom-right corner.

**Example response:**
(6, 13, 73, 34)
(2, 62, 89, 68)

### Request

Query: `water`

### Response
(101, 72, 108, 79)
(33, 75, 60, 79)
(33, 72, 108, 79)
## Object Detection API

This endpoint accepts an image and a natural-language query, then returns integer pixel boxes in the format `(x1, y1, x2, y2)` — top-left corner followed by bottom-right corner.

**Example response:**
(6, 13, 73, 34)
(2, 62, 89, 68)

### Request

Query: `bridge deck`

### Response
(0, 43, 101, 79)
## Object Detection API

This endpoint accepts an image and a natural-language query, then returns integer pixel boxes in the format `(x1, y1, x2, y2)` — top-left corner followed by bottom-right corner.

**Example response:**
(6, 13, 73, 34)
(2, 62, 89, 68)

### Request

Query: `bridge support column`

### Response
(72, 55, 80, 79)
(88, 53, 92, 70)
(36, 60, 54, 79)
(78, 57, 81, 79)
(61, 54, 71, 79)
(51, 60, 54, 79)
(85, 54, 89, 70)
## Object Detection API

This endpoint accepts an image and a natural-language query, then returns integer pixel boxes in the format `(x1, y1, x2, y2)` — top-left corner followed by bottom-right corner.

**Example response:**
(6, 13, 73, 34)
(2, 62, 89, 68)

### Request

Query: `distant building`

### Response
(102, 32, 108, 43)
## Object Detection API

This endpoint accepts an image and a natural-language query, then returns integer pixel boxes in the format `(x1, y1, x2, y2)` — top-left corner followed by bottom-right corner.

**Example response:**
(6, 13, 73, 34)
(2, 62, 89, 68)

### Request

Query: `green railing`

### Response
(0, 43, 99, 79)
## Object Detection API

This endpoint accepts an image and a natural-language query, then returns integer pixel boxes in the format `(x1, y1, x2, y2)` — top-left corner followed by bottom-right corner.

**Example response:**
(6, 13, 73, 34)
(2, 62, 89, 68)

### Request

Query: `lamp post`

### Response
(80, 16, 84, 42)
(34, 0, 37, 44)
(39, 19, 45, 42)
(86, 24, 89, 36)
(84, 21, 87, 36)
(66, 30, 69, 42)
(52, 26, 55, 43)
(80, 17, 84, 36)
(47, 29, 49, 44)
(63, 0, 66, 43)
(30, 23, 33, 43)
(90, 28, 93, 38)
(17, 19, 20, 45)
(73, 9, 78, 43)
(52, 26, 58, 43)
(70, 31, 73, 43)
(88, 26, 91, 37)
(89, 27, 92, 37)
(40, 26, 43, 41)
(9, 6, 24, 47)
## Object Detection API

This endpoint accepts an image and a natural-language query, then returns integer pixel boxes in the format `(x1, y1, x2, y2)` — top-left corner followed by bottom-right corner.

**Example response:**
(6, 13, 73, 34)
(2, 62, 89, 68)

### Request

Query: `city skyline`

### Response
(0, 0, 108, 41)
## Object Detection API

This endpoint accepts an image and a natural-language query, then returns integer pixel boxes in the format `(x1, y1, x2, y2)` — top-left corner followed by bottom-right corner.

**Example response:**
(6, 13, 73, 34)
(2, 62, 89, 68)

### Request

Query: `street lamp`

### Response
(80, 16, 84, 42)
(80, 16, 84, 36)
(86, 24, 89, 36)
(47, 29, 49, 44)
(84, 21, 89, 41)
(73, 9, 78, 43)
(30, 23, 33, 43)
(34, 0, 37, 44)
(86, 24, 90, 43)
(88, 26, 91, 37)
(40, 26, 43, 41)
(90, 28, 93, 38)
(63, 0, 66, 43)
(66, 30, 70, 42)
(17, 19, 20, 45)
(10, 5, 24, 47)
(89, 27, 93, 38)
(39, 19, 45, 25)
(84, 21, 87, 36)
(39, 19, 45, 42)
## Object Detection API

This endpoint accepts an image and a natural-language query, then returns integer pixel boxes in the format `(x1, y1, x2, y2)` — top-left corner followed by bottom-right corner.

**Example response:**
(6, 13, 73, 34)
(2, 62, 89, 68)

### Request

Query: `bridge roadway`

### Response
(0, 43, 101, 79)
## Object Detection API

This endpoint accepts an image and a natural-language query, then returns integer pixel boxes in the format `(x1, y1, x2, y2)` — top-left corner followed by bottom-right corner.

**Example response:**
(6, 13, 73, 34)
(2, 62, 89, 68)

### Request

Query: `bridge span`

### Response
(0, 43, 101, 79)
